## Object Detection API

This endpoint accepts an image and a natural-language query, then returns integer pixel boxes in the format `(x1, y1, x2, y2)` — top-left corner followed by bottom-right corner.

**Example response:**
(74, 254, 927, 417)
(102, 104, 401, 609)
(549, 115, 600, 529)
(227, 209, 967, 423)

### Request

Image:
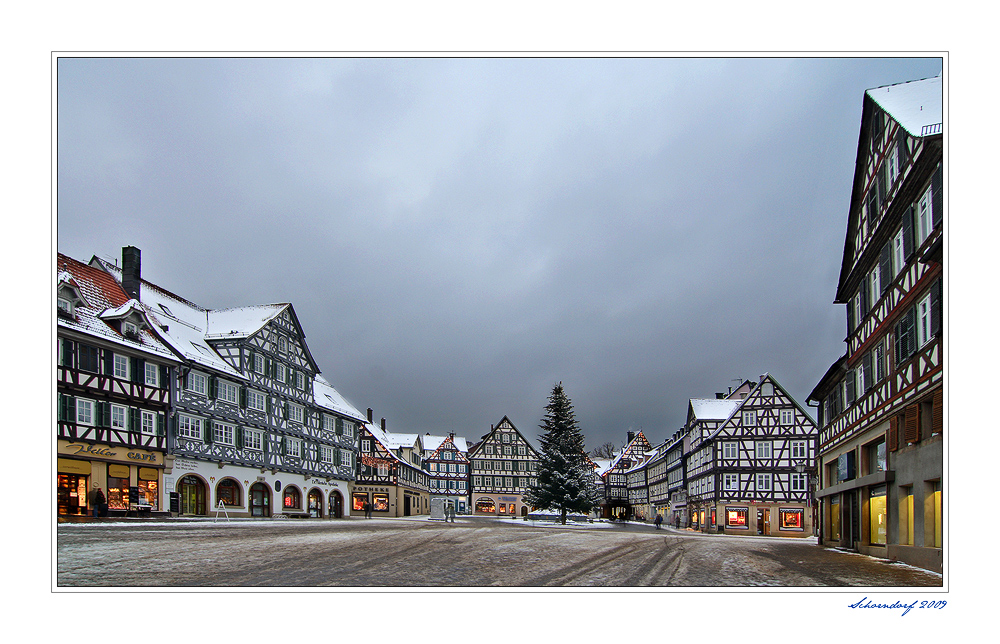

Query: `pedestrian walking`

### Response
(88, 487, 105, 518)
(654, 514, 662, 530)
(364, 501, 371, 519)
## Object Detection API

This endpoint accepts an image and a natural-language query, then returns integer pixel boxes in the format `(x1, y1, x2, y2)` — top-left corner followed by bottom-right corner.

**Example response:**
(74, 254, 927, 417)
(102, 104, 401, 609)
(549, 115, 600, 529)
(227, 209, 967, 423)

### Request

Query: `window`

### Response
(144, 362, 159, 387)
(213, 421, 235, 445)
(743, 410, 757, 427)
(756, 473, 772, 491)
(178, 415, 202, 439)
(873, 339, 886, 383)
(141, 410, 157, 435)
(123, 321, 139, 337)
(217, 380, 239, 405)
(852, 291, 863, 330)
(916, 292, 933, 348)
(791, 473, 807, 492)
(111, 405, 127, 430)
(791, 440, 807, 459)
(867, 439, 886, 473)
(894, 306, 917, 366)
(278, 336, 287, 355)
(916, 185, 933, 245)
(892, 228, 905, 277)
(722, 442, 737, 459)
(217, 479, 241, 507)
(247, 390, 266, 412)
(887, 146, 899, 186)
(113, 354, 129, 380)
(187, 372, 207, 395)
(726, 506, 748, 528)
(286, 438, 301, 458)
(340, 449, 353, 468)
(295, 371, 304, 390)
(362, 439, 371, 453)
(287, 403, 304, 424)
(779, 508, 804, 530)
(58, 297, 72, 315)
(283, 486, 301, 509)
(780, 409, 794, 426)
(870, 486, 887, 545)
(254, 353, 264, 374)
(276, 363, 286, 383)
(76, 399, 95, 426)
(755, 441, 771, 459)
(244, 429, 263, 451)
(724, 473, 738, 490)
(342, 421, 354, 439)
(869, 268, 881, 309)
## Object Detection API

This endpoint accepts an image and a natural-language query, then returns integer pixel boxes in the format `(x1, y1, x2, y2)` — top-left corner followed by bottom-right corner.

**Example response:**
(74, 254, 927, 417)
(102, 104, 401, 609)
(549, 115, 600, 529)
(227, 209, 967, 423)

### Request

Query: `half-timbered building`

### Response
(355, 413, 430, 517)
(57, 253, 180, 517)
(808, 76, 943, 572)
(663, 430, 688, 527)
(686, 374, 819, 537)
(91, 247, 365, 518)
(468, 416, 539, 517)
(599, 431, 651, 519)
(422, 433, 470, 514)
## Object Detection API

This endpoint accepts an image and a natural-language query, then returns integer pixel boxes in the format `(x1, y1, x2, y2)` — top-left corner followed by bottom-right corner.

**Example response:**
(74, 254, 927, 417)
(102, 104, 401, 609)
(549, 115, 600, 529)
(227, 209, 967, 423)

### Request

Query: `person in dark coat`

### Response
(654, 514, 662, 530)
(88, 487, 105, 518)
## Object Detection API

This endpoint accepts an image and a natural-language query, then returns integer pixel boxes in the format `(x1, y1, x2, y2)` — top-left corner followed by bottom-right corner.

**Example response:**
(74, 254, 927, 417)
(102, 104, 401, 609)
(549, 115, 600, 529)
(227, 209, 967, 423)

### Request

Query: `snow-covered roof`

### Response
(57, 254, 177, 361)
(205, 305, 287, 340)
(867, 75, 942, 138)
(689, 398, 742, 422)
(312, 374, 367, 423)
(422, 434, 469, 453)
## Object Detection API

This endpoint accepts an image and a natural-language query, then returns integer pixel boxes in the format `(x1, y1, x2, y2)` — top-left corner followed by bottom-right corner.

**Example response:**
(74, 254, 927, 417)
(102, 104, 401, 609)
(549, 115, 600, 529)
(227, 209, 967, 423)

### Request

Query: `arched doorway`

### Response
(179, 475, 206, 515)
(307, 488, 323, 518)
(282, 485, 302, 513)
(329, 490, 343, 518)
(521, 506, 528, 517)
(249, 482, 271, 517)
(216, 478, 242, 510)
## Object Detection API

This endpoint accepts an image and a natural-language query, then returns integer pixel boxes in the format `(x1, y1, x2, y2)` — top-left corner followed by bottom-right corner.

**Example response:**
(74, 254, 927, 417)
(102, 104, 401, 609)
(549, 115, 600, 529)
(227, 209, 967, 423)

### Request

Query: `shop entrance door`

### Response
(308, 490, 322, 518)
(757, 508, 770, 535)
(250, 483, 271, 517)
(403, 495, 411, 516)
(179, 475, 206, 515)
(330, 491, 343, 518)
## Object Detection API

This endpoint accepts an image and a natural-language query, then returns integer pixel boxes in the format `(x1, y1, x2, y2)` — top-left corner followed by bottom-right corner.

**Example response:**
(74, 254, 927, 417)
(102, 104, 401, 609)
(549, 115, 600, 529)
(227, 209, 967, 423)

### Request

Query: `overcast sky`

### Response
(56, 56, 943, 451)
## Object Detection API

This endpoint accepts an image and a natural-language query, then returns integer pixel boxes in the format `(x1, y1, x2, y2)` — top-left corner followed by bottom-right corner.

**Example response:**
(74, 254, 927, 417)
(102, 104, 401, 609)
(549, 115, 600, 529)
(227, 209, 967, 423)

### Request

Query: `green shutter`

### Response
(281, 436, 286, 456)
(236, 426, 243, 449)
(160, 365, 169, 389)
(336, 417, 343, 436)
(131, 357, 141, 383)
(204, 419, 213, 444)
(128, 408, 138, 433)
(209, 376, 217, 400)
(156, 413, 165, 436)
(171, 414, 178, 437)
(283, 401, 289, 420)
(59, 394, 76, 422)
(240, 386, 247, 409)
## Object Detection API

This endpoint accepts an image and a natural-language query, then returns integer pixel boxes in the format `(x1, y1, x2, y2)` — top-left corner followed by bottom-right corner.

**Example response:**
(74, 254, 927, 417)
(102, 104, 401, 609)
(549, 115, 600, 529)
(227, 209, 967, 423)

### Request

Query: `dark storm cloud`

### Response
(57, 56, 943, 449)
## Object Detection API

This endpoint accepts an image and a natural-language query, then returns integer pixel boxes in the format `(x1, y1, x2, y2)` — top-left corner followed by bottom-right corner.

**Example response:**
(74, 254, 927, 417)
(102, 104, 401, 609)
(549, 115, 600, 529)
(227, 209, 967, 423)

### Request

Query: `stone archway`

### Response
(329, 490, 344, 518)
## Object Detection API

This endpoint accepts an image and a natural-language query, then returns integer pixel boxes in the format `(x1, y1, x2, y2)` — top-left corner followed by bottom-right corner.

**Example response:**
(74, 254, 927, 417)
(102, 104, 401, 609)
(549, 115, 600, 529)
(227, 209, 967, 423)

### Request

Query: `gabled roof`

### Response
(688, 398, 743, 422)
(867, 76, 942, 138)
(467, 416, 539, 458)
(312, 374, 367, 423)
(605, 431, 652, 472)
(425, 435, 470, 461)
(705, 373, 817, 441)
(206, 305, 287, 340)
(423, 434, 470, 454)
(57, 254, 177, 361)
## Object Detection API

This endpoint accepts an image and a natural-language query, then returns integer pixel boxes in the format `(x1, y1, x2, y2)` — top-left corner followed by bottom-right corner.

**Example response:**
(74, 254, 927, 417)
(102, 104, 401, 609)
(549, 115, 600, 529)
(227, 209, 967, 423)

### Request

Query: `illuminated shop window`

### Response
(283, 486, 301, 509)
(779, 508, 804, 531)
(869, 486, 887, 544)
(475, 497, 496, 514)
(726, 506, 748, 528)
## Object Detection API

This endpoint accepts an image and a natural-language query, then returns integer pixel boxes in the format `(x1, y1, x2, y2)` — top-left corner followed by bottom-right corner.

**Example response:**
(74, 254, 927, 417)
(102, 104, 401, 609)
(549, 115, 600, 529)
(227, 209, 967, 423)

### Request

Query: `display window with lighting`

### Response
(353, 493, 368, 512)
(372, 494, 389, 512)
(869, 486, 887, 545)
(476, 497, 496, 514)
(283, 486, 302, 510)
(726, 506, 749, 529)
(137, 469, 159, 509)
(107, 464, 130, 511)
(216, 478, 241, 508)
(779, 508, 804, 531)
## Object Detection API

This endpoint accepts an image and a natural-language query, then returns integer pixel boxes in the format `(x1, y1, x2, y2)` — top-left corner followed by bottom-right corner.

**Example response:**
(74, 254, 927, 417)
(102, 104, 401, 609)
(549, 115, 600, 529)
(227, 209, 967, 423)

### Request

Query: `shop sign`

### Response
(58, 458, 92, 475)
(498, 496, 517, 502)
(60, 442, 160, 465)
(355, 486, 389, 493)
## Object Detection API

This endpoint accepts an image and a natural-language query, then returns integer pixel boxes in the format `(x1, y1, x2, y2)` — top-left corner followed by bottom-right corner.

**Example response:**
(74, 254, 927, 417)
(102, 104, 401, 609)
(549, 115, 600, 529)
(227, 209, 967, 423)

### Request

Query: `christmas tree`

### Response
(523, 383, 602, 524)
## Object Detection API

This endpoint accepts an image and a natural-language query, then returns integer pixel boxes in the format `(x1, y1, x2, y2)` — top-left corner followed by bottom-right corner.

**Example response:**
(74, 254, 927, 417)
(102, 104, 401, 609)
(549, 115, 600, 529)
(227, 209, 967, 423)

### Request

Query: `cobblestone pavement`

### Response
(56, 517, 944, 587)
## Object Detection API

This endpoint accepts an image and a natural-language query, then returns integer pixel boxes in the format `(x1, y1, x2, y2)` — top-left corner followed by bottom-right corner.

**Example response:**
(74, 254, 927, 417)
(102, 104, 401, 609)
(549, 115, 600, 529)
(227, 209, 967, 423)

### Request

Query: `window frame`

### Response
(722, 442, 738, 459)
(916, 292, 933, 348)
(178, 415, 203, 440)
(916, 184, 933, 246)
(141, 410, 157, 436)
(243, 429, 263, 451)
(75, 398, 95, 426)
(247, 389, 267, 412)
(144, 362, 159, 387)
(287, 403, 304, 425)
(110, 404, 128, 430)
(756, 472, 772, 491)
(113, 353, 130, 380)
(213, 421, 235, 445)
(791, 440, 807, 459)
(187, 371, 207, 396)
(217, 379, 239, 405)
(779, 409, 794, 426)
(742, 410, 757, 427)
(755, 441, 771, 460)
(723, 473, 739, 491)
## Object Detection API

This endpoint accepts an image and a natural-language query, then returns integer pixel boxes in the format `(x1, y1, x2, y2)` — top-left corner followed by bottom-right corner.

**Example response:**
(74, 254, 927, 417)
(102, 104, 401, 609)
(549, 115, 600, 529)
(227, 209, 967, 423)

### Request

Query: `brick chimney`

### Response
(367, 408, 373, 423)
(381, 418, 386, 431)
(122, 246, 141, 300)
(627, 431, 635, 444)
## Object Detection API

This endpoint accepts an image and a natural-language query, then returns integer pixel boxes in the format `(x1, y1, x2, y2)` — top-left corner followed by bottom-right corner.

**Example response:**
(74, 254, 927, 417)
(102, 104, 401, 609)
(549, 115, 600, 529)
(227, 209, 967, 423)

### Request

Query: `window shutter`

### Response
(932, 389, 943, 434)
(209, 376, 217, 400)
(171, 414, 178, 437)
(248, 351, 256, 373)
(60, 339, 74, 367)
(336, 417, 343, 436)
(876, 162, 886, 206)
(205, 419, 213, 444)
(903, 405, 919, 444)
(931, 278, 942, 338)
(131, 357, 141, 383)
(157, 413, 165, 436)
(902, 205, 915, 260)
(240, 386, 247, 409)
(281, 437, 287, 456)
(879, 242, 892, 294)
(847, 300, 855, 334)
(860, 279, 869, 316)
(184, 370, 190, 391)
(160, 365, 169, 389)
(129, 408, 138, 433)
(844, 372, 855, 407)
(931, 164, 942, 229)
(896, 126, 908, 168)
(267, 396, 272, 416)
(236, 426, 243, 449)
(60, 394, 76, 422)
(283, 401, 289, 420)
(99, 401, 111, 428)
(103, 349, 113, 376)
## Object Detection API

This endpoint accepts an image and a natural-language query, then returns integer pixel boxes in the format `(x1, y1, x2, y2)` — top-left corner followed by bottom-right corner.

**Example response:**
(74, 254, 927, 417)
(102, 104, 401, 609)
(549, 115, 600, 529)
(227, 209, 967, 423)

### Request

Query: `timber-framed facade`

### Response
(808, 76, 943, 573)
(468, 416, 539, 517)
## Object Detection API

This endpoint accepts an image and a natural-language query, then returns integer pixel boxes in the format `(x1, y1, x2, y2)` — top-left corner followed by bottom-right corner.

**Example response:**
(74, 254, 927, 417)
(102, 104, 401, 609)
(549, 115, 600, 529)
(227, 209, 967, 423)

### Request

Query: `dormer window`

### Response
(123, 320, 140, 339)
(57, 297, 73, 317)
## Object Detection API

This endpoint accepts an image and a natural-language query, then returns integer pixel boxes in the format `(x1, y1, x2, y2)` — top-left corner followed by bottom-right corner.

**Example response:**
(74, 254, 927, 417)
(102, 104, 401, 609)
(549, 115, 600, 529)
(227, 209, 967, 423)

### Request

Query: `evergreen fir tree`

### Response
(523, 383, 602, 524)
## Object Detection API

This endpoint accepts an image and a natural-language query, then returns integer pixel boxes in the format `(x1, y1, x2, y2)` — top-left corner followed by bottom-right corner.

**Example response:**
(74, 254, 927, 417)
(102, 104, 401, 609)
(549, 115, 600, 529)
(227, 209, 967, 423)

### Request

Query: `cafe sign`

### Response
(58, 441, 161, 466)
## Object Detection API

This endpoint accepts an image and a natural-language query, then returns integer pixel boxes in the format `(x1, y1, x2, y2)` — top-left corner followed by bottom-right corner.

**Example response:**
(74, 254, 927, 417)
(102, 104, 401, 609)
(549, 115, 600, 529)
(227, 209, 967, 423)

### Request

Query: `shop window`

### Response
(107, 464, 130, 511)
(137, 470, 158, 510)
(865, 439, 886, 475)
(217, 479, 241, 507)
(476, 497, 496, 514)
(283, 486, 301, 510)
(927, 481, 942, 548)
(372, 494, 389, 512)
(779, 508, 804, 531)
(726, 506, 748, 528)
(899, 485, 914, 546)
(869, 486, 887, 545)
(353, 492, 368, 512)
